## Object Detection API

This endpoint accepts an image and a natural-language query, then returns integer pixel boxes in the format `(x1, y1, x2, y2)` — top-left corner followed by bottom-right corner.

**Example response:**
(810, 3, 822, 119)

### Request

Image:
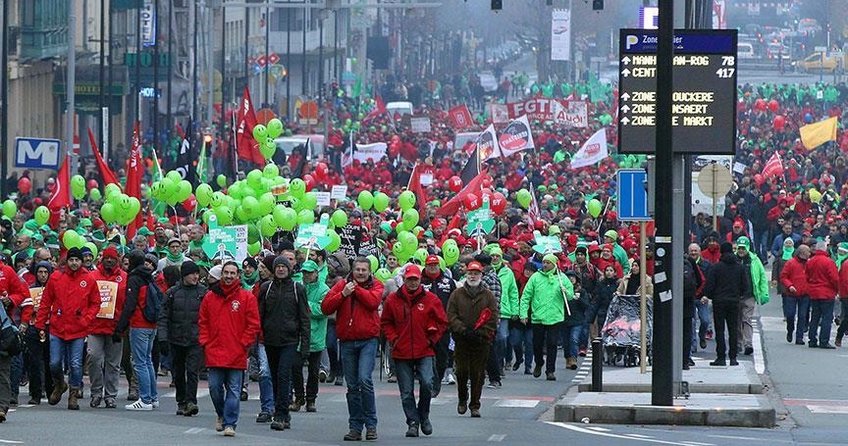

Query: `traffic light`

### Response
(593, 0, 603, 10)
(491, 0, 502, 10)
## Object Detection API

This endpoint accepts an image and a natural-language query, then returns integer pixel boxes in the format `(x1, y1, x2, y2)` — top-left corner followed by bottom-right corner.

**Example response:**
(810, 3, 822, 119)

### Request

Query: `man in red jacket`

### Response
(0, 255, 29, 420)
(779, 244, 810, 344)
(87, 246, 127, 409)
(805, 241, 840, 349)
(198, 261, 260, 437)
(381, 265, 447, 438)
(34, 247, 101, 410)
(321, 257, 384, 442)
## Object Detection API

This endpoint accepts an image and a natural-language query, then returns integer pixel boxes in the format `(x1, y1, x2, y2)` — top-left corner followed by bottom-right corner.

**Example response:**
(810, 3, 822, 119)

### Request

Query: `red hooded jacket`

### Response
(779, 256, 807, 297)
(87, 264, 128, 335)
(839, 260, 848, 299)
(198, 281, 260, 369)
(35, 267, 101, 341)
(322, 276, 384, 341)
(380, 285, 447, 360)
(0, 263, 28, 317)
(805, 251, 839, 300)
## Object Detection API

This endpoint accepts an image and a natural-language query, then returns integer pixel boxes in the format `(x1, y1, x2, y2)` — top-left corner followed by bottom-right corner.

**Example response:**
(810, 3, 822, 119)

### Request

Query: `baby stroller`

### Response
(600, 294, 653, 367)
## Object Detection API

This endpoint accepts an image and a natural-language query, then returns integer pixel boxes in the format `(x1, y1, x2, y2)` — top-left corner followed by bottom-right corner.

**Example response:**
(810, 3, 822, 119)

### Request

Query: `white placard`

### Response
(315, 192, 331, 206)
(551, 9, 571, 61)
(331, 185, 348, 200)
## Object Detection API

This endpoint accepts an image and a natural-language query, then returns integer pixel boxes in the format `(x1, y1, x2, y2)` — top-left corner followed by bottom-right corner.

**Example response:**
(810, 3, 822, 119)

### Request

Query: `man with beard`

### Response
(446, 261, 497, 418)
(87, 247, 127, 409)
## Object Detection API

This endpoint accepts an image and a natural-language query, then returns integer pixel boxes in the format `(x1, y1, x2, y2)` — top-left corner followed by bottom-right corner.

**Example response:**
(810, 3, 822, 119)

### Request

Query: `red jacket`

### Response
(87, 264, 128, 335)
(35, 267, 101, 341)
(198, 282, 260, 369)
(380, 286, 447, 360)
(779, 257, 807, 297)
(805, 251, 839, 300)
(593, 257, 623, 279)
(0, 263, 28, 311)
(839, 260, 848, 299)
(321, 277, 384, 341)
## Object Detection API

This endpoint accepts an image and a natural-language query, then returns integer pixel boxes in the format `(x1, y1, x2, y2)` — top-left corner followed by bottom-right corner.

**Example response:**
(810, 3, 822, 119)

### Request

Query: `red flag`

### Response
(436, 170, 488, 217)
(235, 86, 264, 165)
(407, 163, 429, 209)
(448, 104, 474, 129)
(48, 155, 71, 211)
(126, 123, 144, 239)
(87, 128, 122, 189)
(762, 152, 784, 179)
(362, 95, 386, 123)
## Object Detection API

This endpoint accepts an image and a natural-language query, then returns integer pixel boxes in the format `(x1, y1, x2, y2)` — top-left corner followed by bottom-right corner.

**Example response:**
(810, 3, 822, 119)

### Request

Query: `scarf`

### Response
(214, 279, 242, 297)
(242, 269, 259, 289)
(781, 246, 795, 261)
(837, 243, 848, 270)
(166, 250, 185, 264)
(625, 273, 641, 295)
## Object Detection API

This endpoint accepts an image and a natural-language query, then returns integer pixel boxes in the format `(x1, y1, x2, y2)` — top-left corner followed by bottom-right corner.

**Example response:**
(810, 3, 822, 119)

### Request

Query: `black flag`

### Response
(460, 146, 481, 186)
(176, 117, 197, 186)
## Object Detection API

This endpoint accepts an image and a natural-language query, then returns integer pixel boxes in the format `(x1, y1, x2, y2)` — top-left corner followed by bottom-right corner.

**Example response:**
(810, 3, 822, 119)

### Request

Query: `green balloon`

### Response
(247, 170, 263, 189)
(290, 179, 306, 198)
(373, 192, 390, 213)
(263, 163, 280, 178)
(259, 215, 277, 237)
(413, 248, 428, 265)
(301, 192, 318, 211)
(166, 170, 182, 184)
(398, 231, 417, 251)
(2, 200, 17, 219)
(242, 196, 259, 219)
(217, 174, 228, 188)
(89, 188, 102, 202)
(442, 243, 460, 266)
(260, 140, 276, 161)
(100, 203, 116, 223)
(258, 193, 276, 216)
(214, 206, 234, 225)
(105, 183, 121, 198)
(297, 209, 314, 225)
(516, 188, 532, 209)
(267, 118, 284, 139)
(402, 209, 419, 228)
(252, 124, 268, 141)
(62, 230, 80, 249)
(34, 206, 50, 226)
(274, 206, 297, 231)
(211, 191, 227, 208)
(398, 190, 416, 211)
(247, 223, 260, 244)
(392, 240, 407, 259)
(357, 191, 374, 211)
(196, 184, 214, 207)
(71, 175, 86, 200)
(587, 198, 603, 218)
(176, 180, 193, 203)
(326, 229, 341, 252)
(331, 209, 348, 228)
(248, 241, 262, 256)
(375, 268, 392, 283)
(367, 254, 379, 273)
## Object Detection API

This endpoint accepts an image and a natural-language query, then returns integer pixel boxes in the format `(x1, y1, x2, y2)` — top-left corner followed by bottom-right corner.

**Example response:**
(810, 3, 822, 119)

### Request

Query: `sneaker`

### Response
(152, 400, 160, 409)
(446, 372, 456, 385)
(216, 417, 224, 432)
(125, 399, 153, 411)
(334, 376, 344, 386)
(289, 399, 304, 412)
(729, 359, 739, 366)
(420, 419, 433, 436)
(104, 398, 117, 409)
(786, 330, 794, 343)
(687, 358, 696, 366)
(795, 339, 805, 345)
(470, 408, 481, 418)
(306, 400, 317, 412)
(405, 422, 419, 437)
(512, 359, 523, 372)
(270, 419, 290, 430)
(343, 429, 362, 441)
(387, 374, 397, 383)
(546, 372, 556, 381)
(176, 403, 186, 415)
(90, 396, 103, 408)
(365, 427, 378, 440)
(256, 412, 273, 423)
(28, 397, 41, 405)
(326, 372, 335, 384)
(743, 346, 754, 355)
(487, 380, 502, 389)
(819, 344, 836, 349)
(700, 339, 707, 349)
(524, 368, 532, 375)
(184, 402, 198, 416)
(240, 389, 248, 401)
(709, 359, 726, 366)
(223, 426, 236, 437)
(318, 369, 328, 383)
(533, 364, 543, 378)
(809, 341, 818, 348)
(457, 401, 468, 415)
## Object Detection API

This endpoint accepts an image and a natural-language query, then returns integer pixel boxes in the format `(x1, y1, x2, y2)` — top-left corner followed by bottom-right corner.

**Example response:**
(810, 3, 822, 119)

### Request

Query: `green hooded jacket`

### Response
(519, 267, 574, 325)
(493, 263, 520, 318)
(304, 280, 330, 352)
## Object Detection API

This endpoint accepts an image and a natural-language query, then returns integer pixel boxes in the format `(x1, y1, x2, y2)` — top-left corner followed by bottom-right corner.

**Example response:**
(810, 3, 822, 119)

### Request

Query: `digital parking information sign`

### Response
(617, 29, 738, 155)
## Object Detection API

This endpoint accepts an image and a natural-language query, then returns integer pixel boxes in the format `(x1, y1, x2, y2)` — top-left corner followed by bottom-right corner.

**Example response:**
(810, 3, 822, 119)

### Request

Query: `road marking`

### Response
(783, 398, 848, 406)
(494, 399, 538, 408)
(15, 405, 33, 409)
(627, 434, 654, 438)
(487, 434, 506, 442)
(546, 422, 706, 445)
(184, 428, 205, 434)
(806, 405, 848, 414)
(679, 442, 715, 446)
(0, 440, 24, 444)
(585, 427, 611, 432)
(705, 434, 793, 444)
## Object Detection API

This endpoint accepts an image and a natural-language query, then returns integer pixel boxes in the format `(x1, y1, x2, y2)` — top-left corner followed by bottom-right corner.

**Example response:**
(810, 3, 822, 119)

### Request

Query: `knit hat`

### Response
(66, 247, 84, 261)
(543, 253, 558, 264)
(101, 246, 119, 260)
(168, 237, 182, 247)
(736, 236, 751, 250)
(242, 257, 258, 270)
(604, 230, 618, 241)
(144, 253, 159, 266)
(839, 242, 848, 253)
(261, 254, 276, 272)
(487, 246, 503, 257)
(208, 265, 223, 280)
(181, 261, 200, 277)
(273, 256, 291, 271)
(720, 242, 734, 254)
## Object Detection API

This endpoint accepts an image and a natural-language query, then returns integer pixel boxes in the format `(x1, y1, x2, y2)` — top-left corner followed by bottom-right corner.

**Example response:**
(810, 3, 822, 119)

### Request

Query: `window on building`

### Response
(272, 9, 303, 32)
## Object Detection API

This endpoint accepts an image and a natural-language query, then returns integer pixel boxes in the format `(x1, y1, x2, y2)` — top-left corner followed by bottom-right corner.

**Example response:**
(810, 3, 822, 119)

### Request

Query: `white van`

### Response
(274, 134, 325, 158)
(386, 101, 414, 117)
(738, 42, 755, 59)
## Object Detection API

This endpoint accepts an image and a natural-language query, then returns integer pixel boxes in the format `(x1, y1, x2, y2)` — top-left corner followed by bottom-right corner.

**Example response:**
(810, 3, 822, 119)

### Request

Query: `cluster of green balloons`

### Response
(62, 229, 85, 249)
(516, 188, 532, 209)
(151, 171, 194, 207)
(587, 198, 603, 218)
(356, 190, 391, 213)
(252, 118, 285, 161)
(100, 184, 141, 225)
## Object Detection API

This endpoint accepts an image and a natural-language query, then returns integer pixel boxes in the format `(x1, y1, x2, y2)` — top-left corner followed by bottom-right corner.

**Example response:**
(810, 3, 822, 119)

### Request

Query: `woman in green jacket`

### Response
(291, 260, 330, 412)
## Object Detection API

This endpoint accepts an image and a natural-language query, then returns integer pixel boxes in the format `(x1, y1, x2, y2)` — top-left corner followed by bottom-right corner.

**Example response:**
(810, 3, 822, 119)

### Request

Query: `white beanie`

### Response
(208, 264, 223, 280)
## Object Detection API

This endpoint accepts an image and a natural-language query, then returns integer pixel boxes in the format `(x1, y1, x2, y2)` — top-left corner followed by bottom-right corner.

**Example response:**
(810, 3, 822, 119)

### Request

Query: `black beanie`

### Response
(181, 261, 200, 277)
(720, 242, 733, 254)
(66, 247, 84, 261)
(273, 255, 291, 271)
(262, 254, 276, 272)
(243, 257, 258, 270)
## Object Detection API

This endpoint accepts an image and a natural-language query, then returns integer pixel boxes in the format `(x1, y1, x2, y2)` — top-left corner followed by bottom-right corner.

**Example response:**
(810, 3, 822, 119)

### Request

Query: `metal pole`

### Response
(221, 5, 227, 144)
(640, 221, 648, 374)
(0, 0, 8, 196)
(244, 6, 250, 92)
(334, 11, 339, 80)
(591, 337, 603, 391)
(302, 9, 307, 96)
(167, 0, 173, 141)
(286, 10, 291, 118)
(192, 0, 198, 120)
(68, 0, 78, 177)
(264, 1, 270, 106)
(652, 0, 674, 407)
(136, 4, 143, 127)
(153, 0, 160, 152)
(107, 0, 113, 163)
(319, 15, 324, 105)
(99, 0, 106, 151)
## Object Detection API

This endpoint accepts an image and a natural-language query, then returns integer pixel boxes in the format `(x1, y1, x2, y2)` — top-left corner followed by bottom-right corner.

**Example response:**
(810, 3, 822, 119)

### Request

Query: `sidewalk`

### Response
(553, 357, 777, 427)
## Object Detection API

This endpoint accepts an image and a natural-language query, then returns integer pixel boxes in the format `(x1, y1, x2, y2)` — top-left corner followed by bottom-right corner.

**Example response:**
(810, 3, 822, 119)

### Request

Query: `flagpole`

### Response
(232, 111, 240, 176)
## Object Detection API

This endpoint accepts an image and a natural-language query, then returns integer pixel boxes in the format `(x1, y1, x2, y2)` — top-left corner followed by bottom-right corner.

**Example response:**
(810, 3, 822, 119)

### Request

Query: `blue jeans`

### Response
(394, 357, 434, 426)
(808, 299, 835, 345)
(580, 301, 600, 348)
(208, 368, 243, 429)
(561, 324, 581, 359)
(754, 229, 769, 262)
(692, 298, 713, 351)
(129, 328, 158, 404)
(340, 338, 378, 431)
(256, 344, 275, 414)
(49, 336, 85, 388)
(10, 353, 22, 400)
(326, 320, 342, 377)
(509, 323, 533, 369)
(783, 295, 810, 342)
(496, 318, 511, 366)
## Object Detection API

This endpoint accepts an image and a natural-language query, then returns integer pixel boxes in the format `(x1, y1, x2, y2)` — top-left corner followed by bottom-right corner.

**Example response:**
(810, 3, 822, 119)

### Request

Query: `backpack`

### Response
(142, 280, 165, 323)
(0, 304, 22, 356)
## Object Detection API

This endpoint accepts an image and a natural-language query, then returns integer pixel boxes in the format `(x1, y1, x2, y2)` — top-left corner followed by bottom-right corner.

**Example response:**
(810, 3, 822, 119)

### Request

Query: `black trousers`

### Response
(683, 297, 694, 366)
(453, 341, 488, 410)
(432, 333, 450, 394)
(265, 344, 297, 421)
(171, 344, 202, 405)
(25, 325, 51, 400)
(532, 323, 562, 374)
(713, 300, 740, 361)
(292, 351, 321, 402)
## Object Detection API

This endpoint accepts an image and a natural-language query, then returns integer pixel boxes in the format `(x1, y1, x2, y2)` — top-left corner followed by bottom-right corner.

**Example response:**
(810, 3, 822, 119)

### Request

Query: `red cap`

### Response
(404, 265, 422, 279)
(425, 255, 440, 265)
(466, 261, 484, 272)
(101, 246, 119, 260)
